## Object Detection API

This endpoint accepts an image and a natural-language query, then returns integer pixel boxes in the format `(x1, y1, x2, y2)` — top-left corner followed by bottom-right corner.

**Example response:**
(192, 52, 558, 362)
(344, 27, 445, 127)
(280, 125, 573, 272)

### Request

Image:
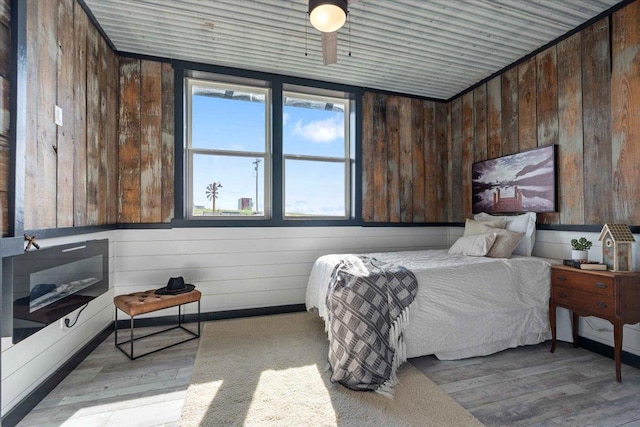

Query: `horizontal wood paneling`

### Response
(362, 92, 449, 223)
(447, 1, 640, 227)
(113, 227, 450, 315)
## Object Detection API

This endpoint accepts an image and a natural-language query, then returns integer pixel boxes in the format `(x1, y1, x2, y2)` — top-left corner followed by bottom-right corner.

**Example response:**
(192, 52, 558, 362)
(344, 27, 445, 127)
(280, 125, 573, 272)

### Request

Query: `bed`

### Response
(306, 248, 553, 360)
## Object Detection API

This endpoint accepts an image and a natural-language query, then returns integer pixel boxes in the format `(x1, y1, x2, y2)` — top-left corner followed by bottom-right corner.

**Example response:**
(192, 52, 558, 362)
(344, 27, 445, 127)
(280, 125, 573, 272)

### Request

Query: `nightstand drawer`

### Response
(551, 269, 614, 296)
(552, 288, 615, 317)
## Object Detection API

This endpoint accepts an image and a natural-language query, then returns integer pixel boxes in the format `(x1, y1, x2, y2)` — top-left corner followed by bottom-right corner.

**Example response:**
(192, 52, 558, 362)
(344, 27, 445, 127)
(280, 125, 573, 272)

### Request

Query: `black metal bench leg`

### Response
(114, 306, 118, 347)
(130, 315, 134, 359)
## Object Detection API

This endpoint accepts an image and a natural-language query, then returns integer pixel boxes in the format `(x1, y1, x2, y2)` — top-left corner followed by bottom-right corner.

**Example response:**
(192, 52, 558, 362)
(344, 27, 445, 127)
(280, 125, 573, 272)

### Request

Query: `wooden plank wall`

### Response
(118, 58, 174, 223)
(22, 0, 118, 230)
(7, 1, 640, 232)
(448, 5, 640, 226)
(0, 0, 9, 236)
(611, 0, 640, 225)
(362, 92, 448, 223)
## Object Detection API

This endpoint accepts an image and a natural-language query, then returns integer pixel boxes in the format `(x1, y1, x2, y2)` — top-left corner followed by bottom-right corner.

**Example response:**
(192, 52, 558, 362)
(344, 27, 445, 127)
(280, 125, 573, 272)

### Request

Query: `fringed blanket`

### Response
(325, 255, 418, 395)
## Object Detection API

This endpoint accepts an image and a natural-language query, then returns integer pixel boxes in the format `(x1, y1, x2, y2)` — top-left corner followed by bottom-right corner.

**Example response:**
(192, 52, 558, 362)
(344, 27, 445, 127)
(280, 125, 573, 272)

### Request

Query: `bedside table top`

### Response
(551, 264, 639, 277)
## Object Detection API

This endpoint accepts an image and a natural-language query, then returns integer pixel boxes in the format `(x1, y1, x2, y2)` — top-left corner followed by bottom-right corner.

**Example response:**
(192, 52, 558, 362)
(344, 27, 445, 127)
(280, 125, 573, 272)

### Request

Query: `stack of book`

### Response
(563, 259, 607, 270)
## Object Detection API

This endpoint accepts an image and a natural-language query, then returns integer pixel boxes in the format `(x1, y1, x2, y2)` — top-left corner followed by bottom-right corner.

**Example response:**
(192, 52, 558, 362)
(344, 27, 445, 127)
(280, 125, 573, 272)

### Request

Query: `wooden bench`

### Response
(114, 289, 201, 360)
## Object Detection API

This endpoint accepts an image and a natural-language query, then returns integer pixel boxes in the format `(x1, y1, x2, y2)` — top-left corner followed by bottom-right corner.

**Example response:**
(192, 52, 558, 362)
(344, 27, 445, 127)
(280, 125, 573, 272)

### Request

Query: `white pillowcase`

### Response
(474, 212, 536, 256)
(463, 218, 507, 235)
(448, 233, 498, 256)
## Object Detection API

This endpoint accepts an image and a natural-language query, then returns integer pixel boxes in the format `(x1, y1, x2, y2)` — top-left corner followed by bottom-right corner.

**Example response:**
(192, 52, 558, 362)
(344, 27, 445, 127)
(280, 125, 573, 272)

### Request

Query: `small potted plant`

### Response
(571, 237, 592, 261)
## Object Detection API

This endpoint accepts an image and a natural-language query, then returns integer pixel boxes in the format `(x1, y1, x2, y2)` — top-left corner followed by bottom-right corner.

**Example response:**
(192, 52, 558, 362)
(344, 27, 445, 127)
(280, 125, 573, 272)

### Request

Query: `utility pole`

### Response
(252, 159, 261, 213)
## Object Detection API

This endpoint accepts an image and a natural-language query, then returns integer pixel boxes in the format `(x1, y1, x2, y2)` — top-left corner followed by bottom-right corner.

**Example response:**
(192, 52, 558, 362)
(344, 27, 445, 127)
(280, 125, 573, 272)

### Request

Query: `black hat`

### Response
(155, 276, 195, 295)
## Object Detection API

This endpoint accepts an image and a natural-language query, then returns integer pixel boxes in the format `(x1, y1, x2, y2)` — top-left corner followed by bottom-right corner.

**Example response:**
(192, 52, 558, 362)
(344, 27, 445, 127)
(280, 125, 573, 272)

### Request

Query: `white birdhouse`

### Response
(598, 224, 635, 271)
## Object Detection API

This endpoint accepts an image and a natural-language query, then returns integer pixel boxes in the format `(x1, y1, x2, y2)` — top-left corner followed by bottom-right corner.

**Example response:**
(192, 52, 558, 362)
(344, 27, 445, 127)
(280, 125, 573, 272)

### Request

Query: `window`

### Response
(283, 91, 351, 218)
(185, 74, 354, 222)
(186, 78, 270, 218)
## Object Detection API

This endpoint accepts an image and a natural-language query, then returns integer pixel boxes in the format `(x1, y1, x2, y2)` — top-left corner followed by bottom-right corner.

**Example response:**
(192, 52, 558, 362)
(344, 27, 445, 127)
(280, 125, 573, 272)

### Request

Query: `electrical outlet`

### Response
(54, 105, 63, 126)
(60, 318, 67, 329)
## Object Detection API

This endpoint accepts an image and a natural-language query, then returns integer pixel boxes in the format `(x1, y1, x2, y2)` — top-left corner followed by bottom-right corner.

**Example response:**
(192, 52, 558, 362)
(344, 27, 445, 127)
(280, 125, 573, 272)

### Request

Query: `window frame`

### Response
(185, 77, 272, 220)
(282, 90, 351, 220)
(174, 62, 363, 227)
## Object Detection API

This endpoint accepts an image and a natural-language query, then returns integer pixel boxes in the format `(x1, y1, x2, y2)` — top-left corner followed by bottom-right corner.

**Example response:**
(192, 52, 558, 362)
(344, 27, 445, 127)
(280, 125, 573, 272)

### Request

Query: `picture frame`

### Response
(472, 145, 558, 214)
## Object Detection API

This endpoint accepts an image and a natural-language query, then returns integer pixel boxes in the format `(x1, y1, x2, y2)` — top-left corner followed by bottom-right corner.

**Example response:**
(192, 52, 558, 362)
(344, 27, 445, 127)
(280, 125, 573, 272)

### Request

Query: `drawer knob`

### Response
(595, 282, 607, 289)
(557, 275, 567, 281)
(558, 292, 568, 298)
(596, 301, 608, 309)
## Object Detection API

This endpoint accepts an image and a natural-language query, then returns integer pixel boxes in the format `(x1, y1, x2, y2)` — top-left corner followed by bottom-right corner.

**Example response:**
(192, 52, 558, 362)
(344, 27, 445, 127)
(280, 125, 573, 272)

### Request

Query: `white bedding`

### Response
(305, 249, 552, 360)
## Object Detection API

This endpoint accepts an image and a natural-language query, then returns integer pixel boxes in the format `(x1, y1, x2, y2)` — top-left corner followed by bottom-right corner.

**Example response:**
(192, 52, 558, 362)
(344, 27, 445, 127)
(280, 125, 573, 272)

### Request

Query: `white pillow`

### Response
(460, 222, 525, 258)
(464, 218, 506, 236)
(474, 212, 536, 256)
(448, 233, 498, 256)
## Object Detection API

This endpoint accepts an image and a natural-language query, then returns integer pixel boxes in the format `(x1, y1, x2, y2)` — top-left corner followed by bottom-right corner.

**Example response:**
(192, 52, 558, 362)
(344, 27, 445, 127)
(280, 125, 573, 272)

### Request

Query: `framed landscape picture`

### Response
(472, 145, 557, 214)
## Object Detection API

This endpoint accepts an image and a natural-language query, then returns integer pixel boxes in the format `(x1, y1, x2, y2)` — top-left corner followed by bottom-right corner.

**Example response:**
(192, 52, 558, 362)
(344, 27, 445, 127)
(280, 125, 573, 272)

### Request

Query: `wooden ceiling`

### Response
(83, 0, 622, 99)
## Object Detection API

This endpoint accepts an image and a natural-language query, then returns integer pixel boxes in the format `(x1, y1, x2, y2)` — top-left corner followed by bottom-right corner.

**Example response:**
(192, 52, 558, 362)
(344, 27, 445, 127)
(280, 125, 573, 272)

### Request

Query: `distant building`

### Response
(238, 198, 253, 210)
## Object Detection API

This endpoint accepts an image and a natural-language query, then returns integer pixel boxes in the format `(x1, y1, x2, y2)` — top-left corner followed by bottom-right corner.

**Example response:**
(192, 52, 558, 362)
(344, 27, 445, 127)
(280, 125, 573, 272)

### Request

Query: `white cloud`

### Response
(283, 112, 290, 127)
(292, 116, 342, 143)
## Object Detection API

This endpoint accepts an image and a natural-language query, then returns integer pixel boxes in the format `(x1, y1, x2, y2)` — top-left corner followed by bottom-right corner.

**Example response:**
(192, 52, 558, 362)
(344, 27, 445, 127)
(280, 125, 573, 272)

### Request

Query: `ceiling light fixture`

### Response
(308, 0, 348, 33)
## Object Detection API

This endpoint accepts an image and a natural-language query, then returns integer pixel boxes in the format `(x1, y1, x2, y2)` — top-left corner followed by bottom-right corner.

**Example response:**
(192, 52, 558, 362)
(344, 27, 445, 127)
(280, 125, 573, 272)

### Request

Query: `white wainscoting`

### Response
(533, 229, 640, 357)
(1, 232, 115, 417)
(112, 226, 450, 318)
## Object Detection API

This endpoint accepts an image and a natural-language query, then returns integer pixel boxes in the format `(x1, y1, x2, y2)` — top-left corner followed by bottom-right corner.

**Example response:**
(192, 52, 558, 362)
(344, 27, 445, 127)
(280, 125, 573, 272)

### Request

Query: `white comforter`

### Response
(306, 249, 552, 360)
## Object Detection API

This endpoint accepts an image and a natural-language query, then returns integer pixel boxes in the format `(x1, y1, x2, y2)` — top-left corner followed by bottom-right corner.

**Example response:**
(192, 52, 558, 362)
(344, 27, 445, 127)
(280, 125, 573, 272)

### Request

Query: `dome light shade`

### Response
(309, 0, 347, 33)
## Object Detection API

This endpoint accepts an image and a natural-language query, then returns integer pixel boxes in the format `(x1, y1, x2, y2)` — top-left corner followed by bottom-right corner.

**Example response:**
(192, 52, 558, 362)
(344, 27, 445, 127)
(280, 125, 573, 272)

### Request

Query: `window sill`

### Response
(170, 218, 363, 228)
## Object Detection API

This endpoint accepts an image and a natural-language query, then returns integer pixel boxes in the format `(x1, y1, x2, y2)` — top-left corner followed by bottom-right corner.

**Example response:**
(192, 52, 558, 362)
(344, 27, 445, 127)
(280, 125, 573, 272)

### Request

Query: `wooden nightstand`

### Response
(549, 264, 640, 382)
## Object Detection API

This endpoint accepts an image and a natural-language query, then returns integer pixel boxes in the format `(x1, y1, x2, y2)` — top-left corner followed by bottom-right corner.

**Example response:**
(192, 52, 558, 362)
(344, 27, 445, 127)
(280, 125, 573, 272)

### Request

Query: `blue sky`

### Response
(191, 92, 347, 216)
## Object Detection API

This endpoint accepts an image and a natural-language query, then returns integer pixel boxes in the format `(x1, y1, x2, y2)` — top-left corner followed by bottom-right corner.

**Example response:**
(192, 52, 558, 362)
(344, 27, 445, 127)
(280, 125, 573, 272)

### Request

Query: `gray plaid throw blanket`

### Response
(325, 255, 418, 394)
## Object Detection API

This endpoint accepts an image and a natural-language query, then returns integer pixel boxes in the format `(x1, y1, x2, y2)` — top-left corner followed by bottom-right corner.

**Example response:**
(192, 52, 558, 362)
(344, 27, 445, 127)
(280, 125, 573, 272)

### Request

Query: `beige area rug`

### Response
(180, 312, 482, 427)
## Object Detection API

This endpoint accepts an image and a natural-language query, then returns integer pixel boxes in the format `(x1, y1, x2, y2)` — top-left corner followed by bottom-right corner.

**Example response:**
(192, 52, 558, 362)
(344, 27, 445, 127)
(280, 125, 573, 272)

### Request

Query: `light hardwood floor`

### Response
(16, 322, 640, 427)
(17, 326, 199, 427)
(412, 341, 640, 426)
